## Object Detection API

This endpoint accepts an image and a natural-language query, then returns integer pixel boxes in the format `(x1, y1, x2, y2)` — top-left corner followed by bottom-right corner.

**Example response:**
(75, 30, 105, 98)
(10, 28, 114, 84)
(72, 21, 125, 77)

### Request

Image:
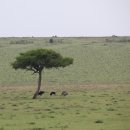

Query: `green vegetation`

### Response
(0, 36, 130, 86)
(0, 37, 130, 130)
(12, 49, 73, 99)
(10, 40, 33, 44)
(0, 85, 130, 130)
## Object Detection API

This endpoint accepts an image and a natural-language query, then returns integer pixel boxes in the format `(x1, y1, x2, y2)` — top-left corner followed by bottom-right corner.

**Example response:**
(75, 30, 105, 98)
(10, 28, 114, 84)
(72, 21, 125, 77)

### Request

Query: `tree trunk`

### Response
(33, 71, 42, 99)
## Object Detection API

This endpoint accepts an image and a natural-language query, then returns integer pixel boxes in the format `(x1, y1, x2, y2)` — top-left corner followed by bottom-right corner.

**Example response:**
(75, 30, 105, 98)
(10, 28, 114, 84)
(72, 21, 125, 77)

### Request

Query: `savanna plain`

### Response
(0, 37, 130, 130)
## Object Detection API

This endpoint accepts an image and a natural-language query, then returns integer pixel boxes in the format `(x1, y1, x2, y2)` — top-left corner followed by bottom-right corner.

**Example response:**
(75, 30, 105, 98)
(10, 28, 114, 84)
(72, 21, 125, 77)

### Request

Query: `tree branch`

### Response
(26, 67, 38, 74)
(32, 70, 39, 75)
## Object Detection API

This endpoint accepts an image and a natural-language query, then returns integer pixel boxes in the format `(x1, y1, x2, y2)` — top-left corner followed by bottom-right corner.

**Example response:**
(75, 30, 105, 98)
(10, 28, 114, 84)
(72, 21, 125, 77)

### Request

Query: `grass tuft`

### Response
(95, 120, 104, 123)
(28, 122, 35, 125)
(107, 108, 115, 111)
(28, 128, 45, 130)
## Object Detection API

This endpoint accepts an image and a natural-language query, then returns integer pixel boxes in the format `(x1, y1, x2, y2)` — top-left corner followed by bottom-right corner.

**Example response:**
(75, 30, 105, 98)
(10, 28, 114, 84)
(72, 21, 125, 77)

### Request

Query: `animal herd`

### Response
(38, 91, 68, 96)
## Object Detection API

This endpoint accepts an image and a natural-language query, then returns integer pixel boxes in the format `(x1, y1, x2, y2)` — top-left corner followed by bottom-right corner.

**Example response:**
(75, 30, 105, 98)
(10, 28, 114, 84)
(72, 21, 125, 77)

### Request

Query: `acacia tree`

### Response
(12, 49, 73, 99)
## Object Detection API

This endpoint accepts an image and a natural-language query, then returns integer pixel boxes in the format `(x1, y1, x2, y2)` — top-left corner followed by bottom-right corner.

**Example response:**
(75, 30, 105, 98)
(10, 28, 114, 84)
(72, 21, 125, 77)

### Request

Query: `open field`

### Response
(0, 84, 130, 130)
(0, 36, 130, 86)
(0, 37, 130, 130)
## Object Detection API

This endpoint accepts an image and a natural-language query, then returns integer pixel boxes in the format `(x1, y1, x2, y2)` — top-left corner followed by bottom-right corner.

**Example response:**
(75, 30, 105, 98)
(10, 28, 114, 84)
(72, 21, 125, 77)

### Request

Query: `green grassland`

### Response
(0, 36, 130, 130)
(0, 85, 130, 130)
(0, 36, 130, 86)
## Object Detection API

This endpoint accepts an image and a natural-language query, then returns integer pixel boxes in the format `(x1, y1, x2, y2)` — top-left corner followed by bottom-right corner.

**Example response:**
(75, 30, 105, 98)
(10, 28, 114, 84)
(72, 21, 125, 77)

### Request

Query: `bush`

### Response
(95, 120, 104, 123)
(49, 38, 54, 43)
(48, 38, 63, 44)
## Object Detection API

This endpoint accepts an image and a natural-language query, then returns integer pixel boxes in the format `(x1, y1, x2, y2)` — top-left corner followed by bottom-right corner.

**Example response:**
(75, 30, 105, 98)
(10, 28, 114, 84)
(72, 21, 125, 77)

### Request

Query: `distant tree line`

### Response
(10, 40, 34, 44)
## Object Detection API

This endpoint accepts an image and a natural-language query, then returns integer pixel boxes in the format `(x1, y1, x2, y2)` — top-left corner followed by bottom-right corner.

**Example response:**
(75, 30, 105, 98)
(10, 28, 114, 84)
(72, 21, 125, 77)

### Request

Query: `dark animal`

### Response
(61, 91, 68, 96)
(50, 91, 56, 96)
(38, 91, 45, 96)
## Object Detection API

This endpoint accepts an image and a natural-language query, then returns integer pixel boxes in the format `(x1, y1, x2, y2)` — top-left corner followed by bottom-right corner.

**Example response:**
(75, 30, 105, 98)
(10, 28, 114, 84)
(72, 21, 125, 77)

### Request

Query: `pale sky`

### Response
(0, 0, 130, 37)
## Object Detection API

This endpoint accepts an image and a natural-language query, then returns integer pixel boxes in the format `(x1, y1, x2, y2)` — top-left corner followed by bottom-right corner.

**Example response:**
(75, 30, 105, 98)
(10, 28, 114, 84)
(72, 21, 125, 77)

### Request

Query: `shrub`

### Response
(29, 128, 45, 130)
(49, 38, 54, 43)
(28, 122, 35, 125)
(95, 120, 104, 123)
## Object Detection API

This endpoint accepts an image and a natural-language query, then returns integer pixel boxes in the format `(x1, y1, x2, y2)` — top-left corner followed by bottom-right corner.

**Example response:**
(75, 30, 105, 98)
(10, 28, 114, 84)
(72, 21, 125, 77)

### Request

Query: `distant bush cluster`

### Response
(49, 38, 63, 44)
(105, 37, 130, 43)
(118, 39, 130, 42)
(10, 40, 34, 44)
(48, 36, 63, 44)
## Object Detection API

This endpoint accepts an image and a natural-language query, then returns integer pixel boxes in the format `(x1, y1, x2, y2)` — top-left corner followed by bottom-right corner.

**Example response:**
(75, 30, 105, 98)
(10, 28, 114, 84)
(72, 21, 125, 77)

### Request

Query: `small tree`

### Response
(49, 38, 54, 43)
(11, 49, 73, 99)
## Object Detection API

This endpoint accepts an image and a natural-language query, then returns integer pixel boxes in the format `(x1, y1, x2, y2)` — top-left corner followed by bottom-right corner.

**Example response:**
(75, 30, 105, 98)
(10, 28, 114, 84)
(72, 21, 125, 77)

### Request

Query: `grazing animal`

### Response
(38, 91, 45, 96)
(61, 91, 68, 96)
(50, 91, 56, 96)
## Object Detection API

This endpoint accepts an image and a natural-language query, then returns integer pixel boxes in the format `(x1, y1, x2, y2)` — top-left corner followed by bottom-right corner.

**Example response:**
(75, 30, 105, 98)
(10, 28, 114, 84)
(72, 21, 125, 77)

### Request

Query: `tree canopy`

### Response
(12, 49, 73, 73)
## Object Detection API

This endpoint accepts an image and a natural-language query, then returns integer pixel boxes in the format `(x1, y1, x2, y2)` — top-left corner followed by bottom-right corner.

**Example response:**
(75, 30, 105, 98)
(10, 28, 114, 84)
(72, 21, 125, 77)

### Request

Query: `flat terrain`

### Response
(0, 36, 130, 86)
(0, 84, 130, 130)
(0, 37, 130, 130)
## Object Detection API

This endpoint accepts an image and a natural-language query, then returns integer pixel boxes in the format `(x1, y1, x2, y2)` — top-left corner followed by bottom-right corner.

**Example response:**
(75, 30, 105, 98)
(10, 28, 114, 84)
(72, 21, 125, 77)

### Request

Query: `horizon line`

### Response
(0, 35, 130, 38)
